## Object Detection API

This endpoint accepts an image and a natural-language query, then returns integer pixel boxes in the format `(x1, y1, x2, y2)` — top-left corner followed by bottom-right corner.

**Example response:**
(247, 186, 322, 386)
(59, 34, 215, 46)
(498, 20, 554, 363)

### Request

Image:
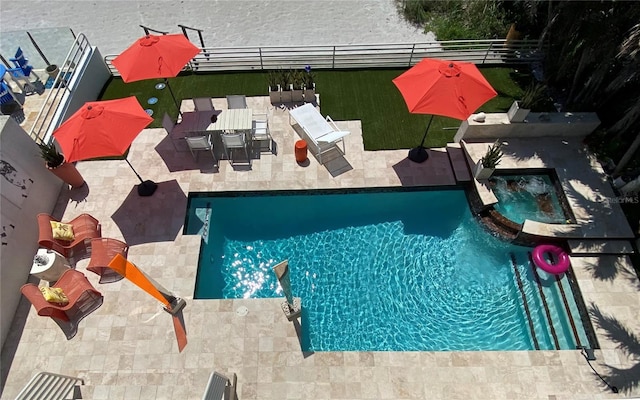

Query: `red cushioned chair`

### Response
(37, 213, 101, 261)
(87, 238, 129, 284)
(21, 269, 103, 340)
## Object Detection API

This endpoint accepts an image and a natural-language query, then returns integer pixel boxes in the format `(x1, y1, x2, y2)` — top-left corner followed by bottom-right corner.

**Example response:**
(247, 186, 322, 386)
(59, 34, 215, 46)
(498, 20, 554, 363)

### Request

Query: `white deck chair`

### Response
(193, 97, 215, 112)
(220, 132, 250, 165)
(288, 103, 350, 164)
(252, 111, 272, 152)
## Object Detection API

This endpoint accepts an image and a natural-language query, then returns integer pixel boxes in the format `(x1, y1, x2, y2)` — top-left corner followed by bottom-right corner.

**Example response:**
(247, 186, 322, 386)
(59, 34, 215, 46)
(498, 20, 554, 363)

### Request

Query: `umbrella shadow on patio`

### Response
(154, 134, 219, 173)
(111, 179, 187, 245)
(391, 150, 456, 186)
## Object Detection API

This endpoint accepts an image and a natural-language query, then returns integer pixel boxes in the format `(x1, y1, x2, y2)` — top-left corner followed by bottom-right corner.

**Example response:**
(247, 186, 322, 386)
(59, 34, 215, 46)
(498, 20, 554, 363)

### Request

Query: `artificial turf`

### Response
(100, 67, 524, 151)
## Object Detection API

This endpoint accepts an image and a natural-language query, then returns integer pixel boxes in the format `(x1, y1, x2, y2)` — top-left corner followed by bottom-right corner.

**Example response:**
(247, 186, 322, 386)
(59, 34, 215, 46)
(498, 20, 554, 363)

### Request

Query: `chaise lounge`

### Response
(289, 103, 350, 164)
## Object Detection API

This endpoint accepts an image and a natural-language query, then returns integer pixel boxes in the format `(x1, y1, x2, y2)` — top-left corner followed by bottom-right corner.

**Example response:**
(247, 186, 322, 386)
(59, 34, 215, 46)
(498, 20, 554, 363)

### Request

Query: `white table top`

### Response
(207, 108, 253, 132)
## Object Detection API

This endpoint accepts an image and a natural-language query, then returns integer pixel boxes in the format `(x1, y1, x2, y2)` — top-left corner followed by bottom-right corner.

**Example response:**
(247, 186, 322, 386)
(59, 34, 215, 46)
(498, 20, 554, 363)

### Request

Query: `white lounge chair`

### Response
(202, 371, 236, 400)
(288, 103, 350, 164)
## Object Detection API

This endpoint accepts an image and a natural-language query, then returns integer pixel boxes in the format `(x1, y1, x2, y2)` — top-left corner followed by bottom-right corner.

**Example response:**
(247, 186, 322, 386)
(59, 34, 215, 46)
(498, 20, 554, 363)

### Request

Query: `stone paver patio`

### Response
(1, 96, 638, 400)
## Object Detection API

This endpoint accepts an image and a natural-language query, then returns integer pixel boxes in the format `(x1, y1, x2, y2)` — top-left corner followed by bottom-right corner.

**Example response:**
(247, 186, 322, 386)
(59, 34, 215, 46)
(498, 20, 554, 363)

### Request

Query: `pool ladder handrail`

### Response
(552, 267, 583, 348)
(528, 251, 561, 349)
(517, 250, 586, 351)
(510, 253, 540, 350)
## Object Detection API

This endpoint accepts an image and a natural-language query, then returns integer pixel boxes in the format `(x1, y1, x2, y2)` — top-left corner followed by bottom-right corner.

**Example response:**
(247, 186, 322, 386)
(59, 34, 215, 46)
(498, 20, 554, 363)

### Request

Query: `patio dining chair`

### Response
(193, 97, 215, 112)
(162, 112, 175, 135)
(252, 111, 272, 152)
(185, 134, 217, 165)
(220, 132, 250, 165)
(226, 95, 247, 109)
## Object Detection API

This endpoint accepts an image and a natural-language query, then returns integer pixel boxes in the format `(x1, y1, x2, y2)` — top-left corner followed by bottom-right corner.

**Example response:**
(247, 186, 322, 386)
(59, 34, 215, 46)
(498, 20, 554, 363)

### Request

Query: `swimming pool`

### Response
(186, 188, 593, 352)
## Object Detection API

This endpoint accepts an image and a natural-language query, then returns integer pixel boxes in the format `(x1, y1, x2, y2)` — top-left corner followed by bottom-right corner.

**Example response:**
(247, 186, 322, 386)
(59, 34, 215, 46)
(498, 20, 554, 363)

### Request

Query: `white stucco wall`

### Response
(454, 111, 601, 142)
(0, 116, 64, 347)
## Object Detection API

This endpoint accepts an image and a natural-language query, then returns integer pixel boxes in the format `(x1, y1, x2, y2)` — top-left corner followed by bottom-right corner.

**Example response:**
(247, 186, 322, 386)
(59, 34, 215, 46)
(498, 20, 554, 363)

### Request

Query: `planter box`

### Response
(507, 100, 530, 123)
(304, 83, 316, 104)
(268, 86, 280, 104)
(291, 85, 304, 103)
(280, 85, 293, 103)
(474, 161, 494, 180)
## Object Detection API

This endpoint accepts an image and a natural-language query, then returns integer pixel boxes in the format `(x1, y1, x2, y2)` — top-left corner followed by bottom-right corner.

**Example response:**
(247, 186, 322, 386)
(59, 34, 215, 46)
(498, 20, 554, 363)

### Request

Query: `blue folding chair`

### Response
(9, 47, 41, 82)
(0, 81, 22, 106)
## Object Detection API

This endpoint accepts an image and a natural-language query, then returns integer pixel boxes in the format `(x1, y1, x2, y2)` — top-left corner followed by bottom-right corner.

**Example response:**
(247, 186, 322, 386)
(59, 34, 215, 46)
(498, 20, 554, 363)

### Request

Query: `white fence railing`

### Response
(31, 38, 541, 144)
(104, 39, 541, 74)
(30, 33, 92, 144)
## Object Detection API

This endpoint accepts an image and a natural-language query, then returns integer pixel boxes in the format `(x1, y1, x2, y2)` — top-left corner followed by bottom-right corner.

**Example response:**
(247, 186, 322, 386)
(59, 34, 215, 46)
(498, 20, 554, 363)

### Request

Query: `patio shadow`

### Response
(588, 303, 640, 395)
(154, 134, 219, 173)
(111, 179, 187, 245)
(391, 149, 455, 186)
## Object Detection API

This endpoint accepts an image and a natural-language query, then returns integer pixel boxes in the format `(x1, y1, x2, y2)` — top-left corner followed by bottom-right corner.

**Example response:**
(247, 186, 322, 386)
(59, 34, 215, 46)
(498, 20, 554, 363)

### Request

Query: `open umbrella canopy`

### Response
(392, 58, 497, 119)
(53, 96, 153, 163)
(112, 34, 200, 83)
(392, 58, 497, 163)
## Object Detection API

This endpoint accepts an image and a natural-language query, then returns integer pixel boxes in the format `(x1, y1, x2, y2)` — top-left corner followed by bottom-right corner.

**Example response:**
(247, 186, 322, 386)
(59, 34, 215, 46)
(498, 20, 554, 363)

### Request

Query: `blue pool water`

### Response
(187, 189, 590, 352)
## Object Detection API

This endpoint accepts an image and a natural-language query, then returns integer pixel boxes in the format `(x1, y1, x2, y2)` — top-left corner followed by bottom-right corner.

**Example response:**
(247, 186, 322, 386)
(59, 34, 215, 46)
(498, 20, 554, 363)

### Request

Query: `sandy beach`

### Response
(0, 0, 434, 55)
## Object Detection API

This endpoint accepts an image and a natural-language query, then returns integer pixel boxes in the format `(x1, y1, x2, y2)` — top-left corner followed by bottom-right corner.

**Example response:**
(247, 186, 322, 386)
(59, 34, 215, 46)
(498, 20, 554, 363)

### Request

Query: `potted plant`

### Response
(278, 69, 292, 103)
(267, 70, 280, 104)
(508, 83, 548, 122)
(290, 69, 304, 103)
(474, 140, 503, 180)
(303, 69, 316, 104)
(38, 141, 85, 188)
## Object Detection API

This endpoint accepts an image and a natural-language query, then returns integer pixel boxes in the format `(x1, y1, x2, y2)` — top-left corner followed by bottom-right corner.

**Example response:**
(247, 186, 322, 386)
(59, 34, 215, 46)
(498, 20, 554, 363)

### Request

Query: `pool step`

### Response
(479, 211, 518, 241)
(446, 143, 471, 183)
(568, 239, 635, 255)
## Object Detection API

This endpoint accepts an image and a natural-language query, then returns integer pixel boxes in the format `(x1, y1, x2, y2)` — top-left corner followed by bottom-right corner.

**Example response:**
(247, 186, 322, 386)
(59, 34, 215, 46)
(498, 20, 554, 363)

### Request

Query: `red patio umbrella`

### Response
(112, 34, 200, 116)
(393, 58, 497, 163)
(52, 96, 157, 196)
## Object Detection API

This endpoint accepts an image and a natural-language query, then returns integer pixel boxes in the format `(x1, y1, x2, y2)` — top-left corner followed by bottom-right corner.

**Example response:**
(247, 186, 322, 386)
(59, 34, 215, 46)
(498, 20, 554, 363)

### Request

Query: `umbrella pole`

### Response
(408, 115, 433, 163)
(125, 159, 158, 197)
(165, 78, 183, 118)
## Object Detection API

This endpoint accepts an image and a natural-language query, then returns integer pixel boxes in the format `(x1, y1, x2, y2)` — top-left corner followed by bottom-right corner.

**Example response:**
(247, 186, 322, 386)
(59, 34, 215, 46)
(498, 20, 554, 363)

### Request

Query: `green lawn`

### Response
(100, 67, 524, 151)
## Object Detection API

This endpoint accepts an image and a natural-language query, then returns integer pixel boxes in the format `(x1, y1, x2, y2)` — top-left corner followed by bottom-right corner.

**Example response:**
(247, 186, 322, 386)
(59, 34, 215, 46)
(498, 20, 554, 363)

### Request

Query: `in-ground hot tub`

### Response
(489, 169, 576, 225)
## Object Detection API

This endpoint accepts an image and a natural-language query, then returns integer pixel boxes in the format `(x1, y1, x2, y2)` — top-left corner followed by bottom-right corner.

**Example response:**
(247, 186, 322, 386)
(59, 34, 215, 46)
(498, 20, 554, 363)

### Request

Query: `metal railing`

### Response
(30, 33, 92, 144)
(104, 39, 541, 74)
(30, 38, 540, 144)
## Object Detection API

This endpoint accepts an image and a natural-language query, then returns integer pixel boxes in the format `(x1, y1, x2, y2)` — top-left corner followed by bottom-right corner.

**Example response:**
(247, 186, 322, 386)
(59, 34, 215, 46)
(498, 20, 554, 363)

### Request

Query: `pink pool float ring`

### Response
(532, 244, 570, 275)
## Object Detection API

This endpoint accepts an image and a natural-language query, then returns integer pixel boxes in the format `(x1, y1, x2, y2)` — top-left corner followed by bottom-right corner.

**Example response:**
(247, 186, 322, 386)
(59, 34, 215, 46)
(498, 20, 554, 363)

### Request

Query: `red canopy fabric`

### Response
(53, 96, 153, 163)
(392, 58, 497, 120)
(112, 34, 200, 82)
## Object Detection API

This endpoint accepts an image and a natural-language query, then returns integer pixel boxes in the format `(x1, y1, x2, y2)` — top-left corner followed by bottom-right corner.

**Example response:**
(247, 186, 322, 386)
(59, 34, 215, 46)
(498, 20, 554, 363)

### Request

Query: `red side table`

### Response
(295, 140, 308, 163)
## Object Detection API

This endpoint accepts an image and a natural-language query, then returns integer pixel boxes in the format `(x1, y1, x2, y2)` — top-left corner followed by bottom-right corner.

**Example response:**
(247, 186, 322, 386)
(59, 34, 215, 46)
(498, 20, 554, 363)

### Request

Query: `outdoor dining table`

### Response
(206, 108, 253, 133)
(182, 109, 217, 134)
